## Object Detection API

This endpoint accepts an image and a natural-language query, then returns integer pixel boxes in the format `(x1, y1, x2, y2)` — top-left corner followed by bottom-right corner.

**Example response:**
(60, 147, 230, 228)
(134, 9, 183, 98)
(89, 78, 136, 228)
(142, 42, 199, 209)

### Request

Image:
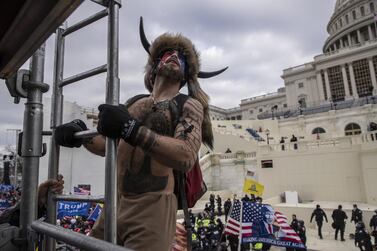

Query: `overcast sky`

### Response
(0, 0, 336, 145)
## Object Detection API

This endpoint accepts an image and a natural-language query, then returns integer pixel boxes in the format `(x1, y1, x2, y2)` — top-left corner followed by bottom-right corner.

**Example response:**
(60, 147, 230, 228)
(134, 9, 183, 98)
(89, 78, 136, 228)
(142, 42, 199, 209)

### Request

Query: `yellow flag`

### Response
(243, 178, 264, 196)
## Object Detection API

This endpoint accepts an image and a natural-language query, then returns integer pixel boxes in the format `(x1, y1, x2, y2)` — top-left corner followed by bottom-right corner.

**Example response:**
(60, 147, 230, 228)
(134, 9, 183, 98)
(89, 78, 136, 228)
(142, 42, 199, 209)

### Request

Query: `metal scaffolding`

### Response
(1, 0, 129, 250)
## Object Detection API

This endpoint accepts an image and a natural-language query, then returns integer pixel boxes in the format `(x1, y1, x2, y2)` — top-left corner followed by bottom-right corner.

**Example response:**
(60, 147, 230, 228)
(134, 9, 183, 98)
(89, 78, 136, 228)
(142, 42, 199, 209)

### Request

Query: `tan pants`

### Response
(91, 192, 177, 251)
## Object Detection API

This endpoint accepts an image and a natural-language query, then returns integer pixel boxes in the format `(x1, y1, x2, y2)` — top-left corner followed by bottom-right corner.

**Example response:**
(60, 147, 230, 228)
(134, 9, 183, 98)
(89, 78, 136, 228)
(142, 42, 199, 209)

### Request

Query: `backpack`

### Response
(125, 93, 207, 208)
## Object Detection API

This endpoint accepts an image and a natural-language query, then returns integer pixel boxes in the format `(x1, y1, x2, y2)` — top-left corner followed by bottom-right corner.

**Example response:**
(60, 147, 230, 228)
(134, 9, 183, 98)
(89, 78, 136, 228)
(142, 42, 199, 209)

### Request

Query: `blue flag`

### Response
(0, 184, 14, 192)
(0, 199, 11, 210)
(57, 201, 90, 219)
(87, 204, 102, 221)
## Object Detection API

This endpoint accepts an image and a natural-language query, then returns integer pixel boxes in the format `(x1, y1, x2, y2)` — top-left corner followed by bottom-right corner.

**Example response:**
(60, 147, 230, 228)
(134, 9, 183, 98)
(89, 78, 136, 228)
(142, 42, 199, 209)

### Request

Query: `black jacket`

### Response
(370, 215, 377, 230)
(351, 208, 363, 223)
(310, 208, 328, 222)
(332, 209, 348, 224)
(291, 219, 299, 232)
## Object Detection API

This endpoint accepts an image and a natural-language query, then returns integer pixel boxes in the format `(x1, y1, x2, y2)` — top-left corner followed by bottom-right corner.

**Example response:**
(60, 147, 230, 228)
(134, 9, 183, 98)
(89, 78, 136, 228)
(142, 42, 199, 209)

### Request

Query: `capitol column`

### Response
(349, 63, 359, 98)
(316, 71, 326, 102)
(341, 64, 351, 99)
(368, 57, 377, 95)
(324, 69, 332, 100)
(357, 29, 364, 43)
(368, 25, 374, 41)
(339, 39, 344, 49)
(347, 34, 352, 47)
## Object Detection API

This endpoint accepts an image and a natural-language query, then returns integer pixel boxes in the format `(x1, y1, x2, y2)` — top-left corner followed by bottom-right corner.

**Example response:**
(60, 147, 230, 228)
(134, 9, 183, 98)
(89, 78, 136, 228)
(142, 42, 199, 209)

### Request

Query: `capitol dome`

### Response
(323, 0, 377, 53)
(334, 0, 351, 11)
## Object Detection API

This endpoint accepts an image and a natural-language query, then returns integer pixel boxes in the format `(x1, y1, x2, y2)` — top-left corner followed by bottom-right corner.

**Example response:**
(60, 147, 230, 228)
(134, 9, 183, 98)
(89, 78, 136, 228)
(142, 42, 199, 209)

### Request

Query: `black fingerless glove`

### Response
(55, 119, 88, 148)
(97, 104, 141, 145)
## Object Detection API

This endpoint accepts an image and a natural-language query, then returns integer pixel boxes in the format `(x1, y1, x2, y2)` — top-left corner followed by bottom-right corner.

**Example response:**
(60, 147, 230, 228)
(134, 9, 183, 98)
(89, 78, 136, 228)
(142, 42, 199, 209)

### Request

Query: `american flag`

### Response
(274, 211, 302, 243)
(171, 223, 187, 251)
(224, 200, 252, 237)
(74, 186, 90, 195)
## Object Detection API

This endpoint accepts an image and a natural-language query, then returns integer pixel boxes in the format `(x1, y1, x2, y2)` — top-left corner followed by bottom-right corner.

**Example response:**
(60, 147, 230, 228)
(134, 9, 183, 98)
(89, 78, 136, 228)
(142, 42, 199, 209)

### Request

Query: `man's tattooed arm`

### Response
(83, 135, 106, 157)
(134, 98, 203, 172)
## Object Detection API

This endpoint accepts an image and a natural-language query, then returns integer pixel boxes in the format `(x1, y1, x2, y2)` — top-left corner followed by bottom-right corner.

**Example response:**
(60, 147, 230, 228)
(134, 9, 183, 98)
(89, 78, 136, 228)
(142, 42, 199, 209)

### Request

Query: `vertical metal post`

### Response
(104, 0, 120, 244)
(46, 26, 66, 251)
(20, 44, 46, 251)
(14, 130, 20, 186)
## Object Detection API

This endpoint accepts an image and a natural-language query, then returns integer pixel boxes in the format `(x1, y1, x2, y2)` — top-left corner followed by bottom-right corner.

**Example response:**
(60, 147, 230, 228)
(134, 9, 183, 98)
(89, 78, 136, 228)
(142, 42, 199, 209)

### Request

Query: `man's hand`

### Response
(97, 104, 140, 145)
(38, 174, 64, 207)
(55, 120, 88, 147)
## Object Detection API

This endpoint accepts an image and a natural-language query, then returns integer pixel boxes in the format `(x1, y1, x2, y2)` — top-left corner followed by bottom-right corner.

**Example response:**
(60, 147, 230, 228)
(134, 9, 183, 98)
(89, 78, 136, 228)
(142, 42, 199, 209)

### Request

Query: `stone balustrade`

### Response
(258, 132, 377, 153)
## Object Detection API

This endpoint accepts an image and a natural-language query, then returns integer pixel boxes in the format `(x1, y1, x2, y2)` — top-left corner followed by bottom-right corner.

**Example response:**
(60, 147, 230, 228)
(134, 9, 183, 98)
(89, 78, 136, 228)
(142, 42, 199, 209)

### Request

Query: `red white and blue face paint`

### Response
(158, 49, 186, 74)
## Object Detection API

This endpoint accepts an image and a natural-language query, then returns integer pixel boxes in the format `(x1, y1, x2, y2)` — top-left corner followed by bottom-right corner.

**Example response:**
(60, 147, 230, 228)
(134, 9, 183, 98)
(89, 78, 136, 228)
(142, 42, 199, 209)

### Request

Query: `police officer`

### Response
(228, 234, 239, 251)
(210, 194, 215, 214)
(189, 209, 196, 227)
(369, 210, 377, 248)
(291, 214, 299, 232)
(209, 221, 220, 250)
(297, 220, 307, 250)
(224, 198, 232, 221)
(355, 222, 373, 251)
(310, 204, 328, 239)
(351, 204, 363, 224)
(332, 205, 348, 241)
(241, 194, 250, 202)
(216, 195, 222, 216)
(191, 230, 199, 250)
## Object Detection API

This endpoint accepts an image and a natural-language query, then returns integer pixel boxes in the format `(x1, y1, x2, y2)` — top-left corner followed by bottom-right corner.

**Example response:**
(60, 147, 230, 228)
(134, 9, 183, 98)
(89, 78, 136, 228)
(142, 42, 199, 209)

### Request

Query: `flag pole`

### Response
(238, 200, 243, 251)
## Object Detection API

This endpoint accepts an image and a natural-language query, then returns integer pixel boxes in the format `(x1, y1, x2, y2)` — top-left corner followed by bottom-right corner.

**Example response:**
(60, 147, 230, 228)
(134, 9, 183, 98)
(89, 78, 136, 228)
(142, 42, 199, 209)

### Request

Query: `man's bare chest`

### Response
(128, 97, 176, 136)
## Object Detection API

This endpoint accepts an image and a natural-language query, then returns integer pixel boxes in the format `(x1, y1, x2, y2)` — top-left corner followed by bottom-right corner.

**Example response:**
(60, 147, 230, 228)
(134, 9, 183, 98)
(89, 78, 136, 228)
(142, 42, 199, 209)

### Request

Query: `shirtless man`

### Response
(55, 20, 226, 250)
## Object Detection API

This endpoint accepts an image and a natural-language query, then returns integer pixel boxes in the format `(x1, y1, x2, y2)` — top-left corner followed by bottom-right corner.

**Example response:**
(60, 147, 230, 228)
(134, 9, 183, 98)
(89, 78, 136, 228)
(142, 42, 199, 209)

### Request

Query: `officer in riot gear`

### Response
(355, 221, 372, 251)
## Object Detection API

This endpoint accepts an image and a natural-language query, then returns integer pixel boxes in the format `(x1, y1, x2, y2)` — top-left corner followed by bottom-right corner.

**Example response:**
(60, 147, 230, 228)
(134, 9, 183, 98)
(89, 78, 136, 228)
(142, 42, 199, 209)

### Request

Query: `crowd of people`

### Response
(57, 214, 95, 235)
(188, 194, 275, 251)
(188, 194, 227, 250)
(187, 196, 377, 251)
(0, 185, 21, 212)
(1, 178, 377, 251)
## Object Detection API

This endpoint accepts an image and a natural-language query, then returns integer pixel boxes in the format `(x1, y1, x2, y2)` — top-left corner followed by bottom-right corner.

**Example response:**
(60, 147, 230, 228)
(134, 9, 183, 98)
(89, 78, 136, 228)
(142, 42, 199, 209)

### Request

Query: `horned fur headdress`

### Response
(139, 17, 228, 150)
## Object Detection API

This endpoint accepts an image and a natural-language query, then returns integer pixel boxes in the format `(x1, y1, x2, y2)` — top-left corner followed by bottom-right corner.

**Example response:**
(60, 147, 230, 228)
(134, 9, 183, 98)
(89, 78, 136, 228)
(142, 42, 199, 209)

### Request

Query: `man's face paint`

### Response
(158, 49, 186, 75)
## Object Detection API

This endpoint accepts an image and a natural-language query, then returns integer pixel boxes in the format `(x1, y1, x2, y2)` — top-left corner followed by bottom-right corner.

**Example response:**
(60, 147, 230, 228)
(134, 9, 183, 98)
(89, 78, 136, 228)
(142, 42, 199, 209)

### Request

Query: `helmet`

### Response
(356, 221, 365, 229)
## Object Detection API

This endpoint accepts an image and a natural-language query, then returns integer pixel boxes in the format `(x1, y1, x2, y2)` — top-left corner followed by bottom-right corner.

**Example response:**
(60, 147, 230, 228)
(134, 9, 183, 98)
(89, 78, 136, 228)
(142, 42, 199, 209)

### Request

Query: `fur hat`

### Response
(139, 17, 228, 149)
(144, 33, 200, 92)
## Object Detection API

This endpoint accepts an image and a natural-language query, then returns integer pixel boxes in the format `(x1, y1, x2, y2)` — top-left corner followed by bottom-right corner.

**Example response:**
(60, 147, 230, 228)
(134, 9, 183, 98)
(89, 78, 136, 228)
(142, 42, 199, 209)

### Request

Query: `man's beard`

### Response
(157, 64, 184, 84)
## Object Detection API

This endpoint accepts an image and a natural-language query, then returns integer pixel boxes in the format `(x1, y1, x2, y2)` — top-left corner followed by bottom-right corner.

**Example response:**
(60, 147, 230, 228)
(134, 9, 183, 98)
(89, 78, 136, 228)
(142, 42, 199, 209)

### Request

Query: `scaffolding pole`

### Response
(104, 0, 121, 244)
(19, 44, 48, 251)
(45, 25, 66, 251)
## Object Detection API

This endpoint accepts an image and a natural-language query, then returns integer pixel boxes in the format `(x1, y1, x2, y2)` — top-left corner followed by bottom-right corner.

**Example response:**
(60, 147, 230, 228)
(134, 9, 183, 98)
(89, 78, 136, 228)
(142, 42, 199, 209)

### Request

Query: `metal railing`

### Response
(257, 95, 377, 120)
(258, 132, 377, 153)
(31, 221, 131, 251)
(41, 0, 122, 250)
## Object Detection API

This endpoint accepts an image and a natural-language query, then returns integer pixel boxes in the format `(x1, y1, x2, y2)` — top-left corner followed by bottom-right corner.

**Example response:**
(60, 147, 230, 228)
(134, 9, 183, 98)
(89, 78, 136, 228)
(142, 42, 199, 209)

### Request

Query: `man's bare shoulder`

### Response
(124, 94, 151, 107)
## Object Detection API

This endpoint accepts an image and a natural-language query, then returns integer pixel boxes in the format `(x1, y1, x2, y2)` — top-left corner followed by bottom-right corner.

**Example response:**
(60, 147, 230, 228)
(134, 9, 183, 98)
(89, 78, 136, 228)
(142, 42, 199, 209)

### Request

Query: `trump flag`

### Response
(57, 201, 90, 219)
(225, 201, 306, 250)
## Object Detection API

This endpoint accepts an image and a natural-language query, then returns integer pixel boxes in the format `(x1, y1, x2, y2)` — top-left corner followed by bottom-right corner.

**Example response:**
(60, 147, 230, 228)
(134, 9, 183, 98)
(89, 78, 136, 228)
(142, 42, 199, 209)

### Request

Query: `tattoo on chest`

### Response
(129, 98, 174, 136)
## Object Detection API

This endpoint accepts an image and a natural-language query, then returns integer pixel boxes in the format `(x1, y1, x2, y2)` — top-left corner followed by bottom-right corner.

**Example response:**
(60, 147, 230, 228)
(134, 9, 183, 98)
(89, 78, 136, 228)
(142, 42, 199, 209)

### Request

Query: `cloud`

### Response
(0, 0, 337, 143)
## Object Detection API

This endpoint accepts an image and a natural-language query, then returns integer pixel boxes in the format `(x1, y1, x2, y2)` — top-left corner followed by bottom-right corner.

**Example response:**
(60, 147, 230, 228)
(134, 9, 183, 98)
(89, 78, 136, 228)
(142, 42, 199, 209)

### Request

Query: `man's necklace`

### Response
(151, 92, 180, 105)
